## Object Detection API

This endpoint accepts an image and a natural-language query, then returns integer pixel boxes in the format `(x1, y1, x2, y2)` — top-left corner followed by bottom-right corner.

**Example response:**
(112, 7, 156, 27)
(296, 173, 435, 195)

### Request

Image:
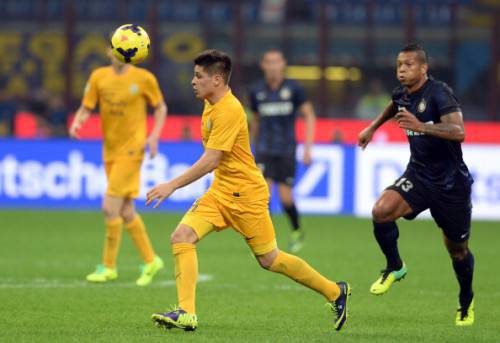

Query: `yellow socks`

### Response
(125, 215, 155, 264)
(172, 243, 198, 314)
(103, 217, 123, 268)
(269, 251, 340, 301)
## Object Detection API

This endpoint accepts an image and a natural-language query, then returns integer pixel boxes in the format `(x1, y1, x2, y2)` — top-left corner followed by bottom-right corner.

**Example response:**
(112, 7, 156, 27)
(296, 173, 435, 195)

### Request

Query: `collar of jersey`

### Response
(205, 89, 232, 109)
(407, 76, 432, 97)
(265, 78, 287, 92)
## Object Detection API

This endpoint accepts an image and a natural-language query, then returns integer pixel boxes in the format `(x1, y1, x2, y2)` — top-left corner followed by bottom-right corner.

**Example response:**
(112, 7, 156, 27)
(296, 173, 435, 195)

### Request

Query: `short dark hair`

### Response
(194, 49, 232, 84)
(400, 43, 428, 64)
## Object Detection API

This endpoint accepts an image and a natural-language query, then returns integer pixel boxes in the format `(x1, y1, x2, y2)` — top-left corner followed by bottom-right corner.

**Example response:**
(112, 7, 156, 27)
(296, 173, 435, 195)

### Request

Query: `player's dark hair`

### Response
(194, 49, 232, 84)
(400, 43, 428, 64)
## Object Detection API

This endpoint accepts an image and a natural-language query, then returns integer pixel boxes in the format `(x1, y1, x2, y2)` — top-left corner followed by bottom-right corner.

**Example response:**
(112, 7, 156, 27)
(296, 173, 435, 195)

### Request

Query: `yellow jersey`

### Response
(202, 90, 269, 202)
(82, 65, 163, 161)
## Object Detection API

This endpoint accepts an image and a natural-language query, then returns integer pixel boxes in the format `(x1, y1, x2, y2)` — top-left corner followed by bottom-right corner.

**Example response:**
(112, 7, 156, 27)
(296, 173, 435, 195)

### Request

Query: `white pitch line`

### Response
(0, 274, 213, 289)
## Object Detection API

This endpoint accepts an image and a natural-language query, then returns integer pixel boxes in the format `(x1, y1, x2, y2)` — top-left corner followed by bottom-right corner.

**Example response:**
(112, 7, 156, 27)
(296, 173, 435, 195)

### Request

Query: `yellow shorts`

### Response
(104, 159, 143, 199)
(181, 192, 277, 256)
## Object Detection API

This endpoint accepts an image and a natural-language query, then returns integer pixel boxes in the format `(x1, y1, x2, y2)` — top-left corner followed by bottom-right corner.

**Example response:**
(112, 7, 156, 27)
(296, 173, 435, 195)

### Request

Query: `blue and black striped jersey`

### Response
(250, 79, 306, 157)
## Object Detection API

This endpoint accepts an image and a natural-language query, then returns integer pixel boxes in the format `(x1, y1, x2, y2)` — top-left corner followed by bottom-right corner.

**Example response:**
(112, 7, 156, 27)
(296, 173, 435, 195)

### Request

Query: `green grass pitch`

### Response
(0, 211, 498, 342)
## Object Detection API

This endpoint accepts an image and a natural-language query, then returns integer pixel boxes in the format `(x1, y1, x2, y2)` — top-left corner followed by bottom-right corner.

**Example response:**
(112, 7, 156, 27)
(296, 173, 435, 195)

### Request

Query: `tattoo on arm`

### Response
(421, 112, 465, 141)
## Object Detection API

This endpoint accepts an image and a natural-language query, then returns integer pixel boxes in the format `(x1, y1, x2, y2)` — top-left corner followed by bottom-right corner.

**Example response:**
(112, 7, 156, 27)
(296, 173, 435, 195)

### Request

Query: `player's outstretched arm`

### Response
(146, 148, 223, 208)
(358, 101, 397, 149)
(69, 105, 92, 139)
(146, 101, 168, 158)
(299, 101, 316, 165)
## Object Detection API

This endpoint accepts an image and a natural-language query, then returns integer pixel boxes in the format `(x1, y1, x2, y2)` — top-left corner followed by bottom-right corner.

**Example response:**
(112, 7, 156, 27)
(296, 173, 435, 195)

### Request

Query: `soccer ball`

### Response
(110, 24, 150, 64)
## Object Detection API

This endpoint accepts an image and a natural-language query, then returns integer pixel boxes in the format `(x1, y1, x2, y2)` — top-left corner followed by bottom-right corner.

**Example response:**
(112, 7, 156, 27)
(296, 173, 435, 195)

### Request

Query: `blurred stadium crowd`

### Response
(0, 0, 498, 137)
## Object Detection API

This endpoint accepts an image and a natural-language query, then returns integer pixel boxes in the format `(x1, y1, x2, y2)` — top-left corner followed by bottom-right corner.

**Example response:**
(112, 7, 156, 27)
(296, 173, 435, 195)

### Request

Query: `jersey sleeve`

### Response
(206, 108, 241, 152)
(143, 72, 164, 107)
(81, 71, 99, 110)
(433, 83, 460, 116)
(292, 82, 307, 108)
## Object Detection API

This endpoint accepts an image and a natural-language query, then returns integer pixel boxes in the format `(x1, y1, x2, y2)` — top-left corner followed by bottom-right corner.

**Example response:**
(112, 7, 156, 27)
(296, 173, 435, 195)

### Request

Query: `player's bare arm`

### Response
(396, 108, 465, 142)
(358, 101, 397, 149)
(422, 111, 465, 142)
(69, 105, 92, 139)
(299, 101, 316, 165)
(146, 148, 223, 208)
(250, 111, 259, 144)
(146, 101, 168, 158)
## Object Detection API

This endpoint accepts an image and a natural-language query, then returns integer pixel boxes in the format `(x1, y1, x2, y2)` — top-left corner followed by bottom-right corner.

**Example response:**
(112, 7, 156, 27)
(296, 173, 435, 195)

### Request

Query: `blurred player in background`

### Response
(147, 49, 350, 332)
(249, 49, 316, 253)
(358, 43, 475, 326)
(69, 47, 167, 286)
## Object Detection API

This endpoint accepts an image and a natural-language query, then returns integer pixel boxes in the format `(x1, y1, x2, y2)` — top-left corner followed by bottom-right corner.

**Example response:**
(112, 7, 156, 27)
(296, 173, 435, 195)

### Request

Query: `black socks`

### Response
(373, 221, 403, 271)
(452, 250, 475, 309)
(283, 203, 300, 231)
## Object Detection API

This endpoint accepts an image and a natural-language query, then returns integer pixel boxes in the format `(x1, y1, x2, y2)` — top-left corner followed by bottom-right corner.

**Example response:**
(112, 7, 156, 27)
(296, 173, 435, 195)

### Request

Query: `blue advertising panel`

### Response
(2, 139, 499, 219)
(0, 139, 354, 214)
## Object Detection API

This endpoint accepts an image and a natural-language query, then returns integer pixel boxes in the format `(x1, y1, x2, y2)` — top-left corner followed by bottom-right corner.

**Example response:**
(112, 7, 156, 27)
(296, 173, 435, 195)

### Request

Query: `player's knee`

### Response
(102, 203, 119, 219)
(256, 249, 279, 270)
(372, 204, 395, 223)
(170, 230, 187, 244)
(281, 198, 294, 208)
(121, 212, 136, 223)
(278, 187, 294, 205)
(170, 226, 197, 244)
(120, 206, 136, 223)
(256, 255, 274, 270)
(448, 247, 468, 261)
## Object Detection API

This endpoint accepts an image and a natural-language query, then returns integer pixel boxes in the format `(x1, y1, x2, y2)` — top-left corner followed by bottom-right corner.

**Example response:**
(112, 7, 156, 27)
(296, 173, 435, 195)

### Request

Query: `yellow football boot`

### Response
(288, 230, 305, 253)
(152, 306, 198, 331)
(86, 265, 118, 283)
(136, 255, 164, 286)
(456, 299, 474, 326)
(370, 263, 407, 295)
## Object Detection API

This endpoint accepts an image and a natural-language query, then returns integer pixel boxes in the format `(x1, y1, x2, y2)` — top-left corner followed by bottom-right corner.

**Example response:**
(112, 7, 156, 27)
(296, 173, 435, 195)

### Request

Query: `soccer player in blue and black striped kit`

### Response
(358, 44, 475, 326)
(249, 49, 316, 253)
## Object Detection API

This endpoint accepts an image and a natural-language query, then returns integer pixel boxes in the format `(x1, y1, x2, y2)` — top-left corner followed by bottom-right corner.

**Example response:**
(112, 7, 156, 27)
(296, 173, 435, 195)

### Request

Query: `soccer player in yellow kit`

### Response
(147, 50, 351, 331)
(69, 48, 167, 286)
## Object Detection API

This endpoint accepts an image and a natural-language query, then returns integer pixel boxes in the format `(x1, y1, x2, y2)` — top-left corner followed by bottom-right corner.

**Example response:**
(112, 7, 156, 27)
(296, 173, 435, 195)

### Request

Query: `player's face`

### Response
(192, 65, 218, 100)
(396, 52, 428, 87)
(261, 51, 286, 79)
(107, 48, 124, 67)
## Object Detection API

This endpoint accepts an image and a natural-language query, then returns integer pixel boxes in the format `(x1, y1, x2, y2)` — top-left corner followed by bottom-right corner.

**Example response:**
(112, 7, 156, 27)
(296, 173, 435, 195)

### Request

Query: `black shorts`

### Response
(255, 153, 296, 186)
(386, 168, 472, 242)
